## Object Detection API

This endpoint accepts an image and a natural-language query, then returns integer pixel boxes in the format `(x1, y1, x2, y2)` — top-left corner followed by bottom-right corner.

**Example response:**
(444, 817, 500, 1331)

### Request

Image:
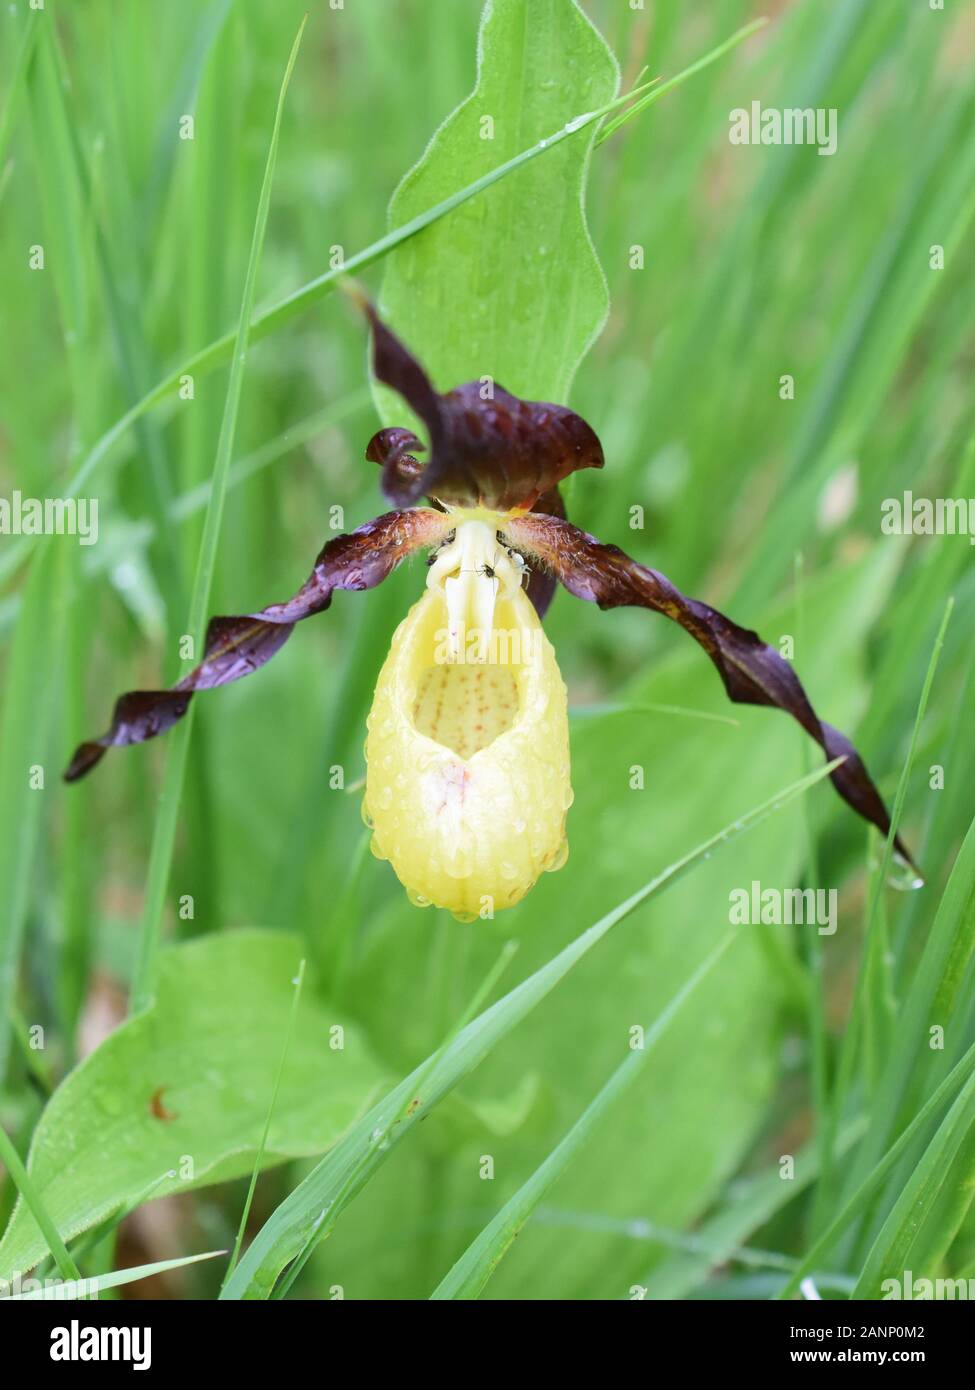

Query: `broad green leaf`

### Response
(376, 0, 618, 421)
(0, 930, 384, 1279)
(221, 760, 837, 1300)
(0, 12, 760, 592)
(430, 934, 735, 1300)
(641, 1121, 865, 1300)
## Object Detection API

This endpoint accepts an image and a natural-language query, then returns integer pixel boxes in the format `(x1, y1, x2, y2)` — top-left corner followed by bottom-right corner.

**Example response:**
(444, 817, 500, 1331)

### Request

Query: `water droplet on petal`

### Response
(546, 838, 569, 873)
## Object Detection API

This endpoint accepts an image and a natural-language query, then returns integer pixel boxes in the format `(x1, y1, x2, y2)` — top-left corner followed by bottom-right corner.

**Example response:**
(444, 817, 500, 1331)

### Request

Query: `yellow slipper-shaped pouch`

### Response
(363, 515, 571, 921)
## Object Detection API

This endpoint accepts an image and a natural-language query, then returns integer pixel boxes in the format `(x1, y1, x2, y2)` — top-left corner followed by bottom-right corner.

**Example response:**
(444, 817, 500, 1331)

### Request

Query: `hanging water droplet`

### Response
(545, 838, 569, 873)
(406, 887, 433, 908)
(888, 852, 924, 892)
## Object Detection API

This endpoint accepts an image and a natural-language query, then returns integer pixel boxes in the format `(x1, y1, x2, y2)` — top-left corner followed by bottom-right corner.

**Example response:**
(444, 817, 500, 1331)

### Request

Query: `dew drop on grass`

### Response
(888, 853, 924, 892)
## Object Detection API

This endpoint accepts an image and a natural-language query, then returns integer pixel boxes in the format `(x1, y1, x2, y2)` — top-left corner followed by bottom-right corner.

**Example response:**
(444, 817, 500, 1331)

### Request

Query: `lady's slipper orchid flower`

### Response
(66, 301, 914, 917)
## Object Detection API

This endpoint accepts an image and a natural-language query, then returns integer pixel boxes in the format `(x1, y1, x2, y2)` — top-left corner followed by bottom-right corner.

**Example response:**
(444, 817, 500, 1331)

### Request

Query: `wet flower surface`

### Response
(66, 299, 914, 915)
(364, 514, 571, 918)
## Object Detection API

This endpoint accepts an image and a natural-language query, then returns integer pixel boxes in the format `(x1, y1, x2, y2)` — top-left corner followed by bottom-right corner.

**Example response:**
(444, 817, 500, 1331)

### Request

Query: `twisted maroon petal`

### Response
(362, 301, 603, 512)
(504, 511, 917, 871)
(64, 508, 450, 782)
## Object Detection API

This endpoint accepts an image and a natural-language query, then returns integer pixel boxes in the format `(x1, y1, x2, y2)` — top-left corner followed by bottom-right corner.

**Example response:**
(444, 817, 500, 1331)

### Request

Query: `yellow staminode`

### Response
(363, 515, 571, 920)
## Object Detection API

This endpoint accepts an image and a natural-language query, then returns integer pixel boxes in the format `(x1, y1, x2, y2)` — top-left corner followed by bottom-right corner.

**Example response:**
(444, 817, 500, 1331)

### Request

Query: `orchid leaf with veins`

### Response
(66, 301, 915, 918)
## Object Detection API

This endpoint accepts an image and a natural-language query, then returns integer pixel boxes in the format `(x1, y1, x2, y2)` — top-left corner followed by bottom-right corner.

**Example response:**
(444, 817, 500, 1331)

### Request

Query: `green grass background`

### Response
(1, 0, 975, 1300)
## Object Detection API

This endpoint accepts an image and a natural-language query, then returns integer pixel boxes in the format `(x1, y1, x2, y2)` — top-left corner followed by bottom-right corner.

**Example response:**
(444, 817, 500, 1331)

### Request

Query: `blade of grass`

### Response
(221, 758, 841, 1299)
(0, 8, 40, 169)
(776, 1037, 975, 1300)
(222, 959, 306, 1287)
(816, 597, 952, 1222)
(5, 1250, 224, 1300)
(0, 390, 375, 639)
(64, 1170, 178, 1271)
(596, 17, 768, 144)
(170, 389, 374, 523)
(430, 931, 735, 1299)
(139, 0, 235, 247)
(851, 1064, 975, 1298)
(129, 17, 307, 1011)
(793, 552, 831, 1203)
(270, 939, 519, 1299)
(45, 20, 186, 626)
(843, 809, 975, 1244)
(9, 1005, 53, 1096)
(641, 1120, 865, 1300)
(0, 1122, 80, 1284)
(0, 542, 60, 1082)
(11, 74, 651, 529)
(0, 17, 767, 591)
(570, 702, 740, 727)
